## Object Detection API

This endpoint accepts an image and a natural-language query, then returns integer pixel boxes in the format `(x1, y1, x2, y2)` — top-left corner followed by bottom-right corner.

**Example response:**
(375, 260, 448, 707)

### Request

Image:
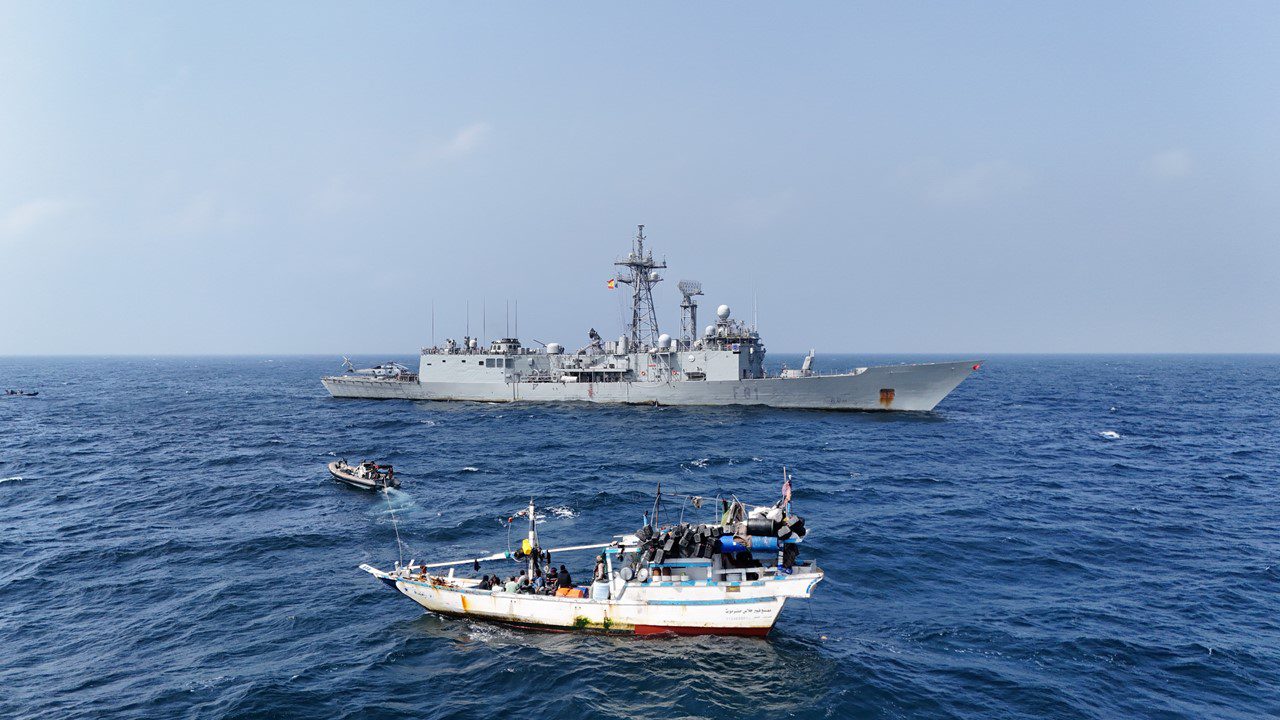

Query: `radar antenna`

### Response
(613, 224, 666, 348)
(677, 279, 703, 345)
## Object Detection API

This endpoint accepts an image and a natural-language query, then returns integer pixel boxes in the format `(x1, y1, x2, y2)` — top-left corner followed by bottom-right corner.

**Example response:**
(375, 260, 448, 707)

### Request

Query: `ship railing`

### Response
(714, 567, 775, 583)
(776, 367, 867, 378)
(325, 372, 419, 382)
(421, 346, 550, 357)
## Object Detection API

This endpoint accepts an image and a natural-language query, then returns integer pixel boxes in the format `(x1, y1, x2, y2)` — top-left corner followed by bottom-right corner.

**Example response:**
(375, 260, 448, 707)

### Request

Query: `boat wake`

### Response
(680, 458, 711, 472)
(465, 622, 515, 643)
(377, 488, 416, 512)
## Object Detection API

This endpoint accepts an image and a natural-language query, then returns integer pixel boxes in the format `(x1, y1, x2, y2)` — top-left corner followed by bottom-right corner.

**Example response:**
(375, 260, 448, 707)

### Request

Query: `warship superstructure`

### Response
(323, 226, 979, 411)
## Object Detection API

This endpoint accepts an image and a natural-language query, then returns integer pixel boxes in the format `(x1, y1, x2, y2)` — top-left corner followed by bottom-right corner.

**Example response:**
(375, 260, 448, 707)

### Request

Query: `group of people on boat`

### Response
(355, 461, 393, 481)
(475, 563, 578, 595)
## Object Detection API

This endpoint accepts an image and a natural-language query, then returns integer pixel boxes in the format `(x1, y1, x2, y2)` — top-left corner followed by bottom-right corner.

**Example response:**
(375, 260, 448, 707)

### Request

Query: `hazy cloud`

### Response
(724, 190, 797, 230)
(158, 193, 247, 234)
(1, 198, 75, 238)
(306, 175, 372, 216)
(421, 122, 492, 163)
(897, 160, 1032, 207)
(1149, 149, 1193, 179)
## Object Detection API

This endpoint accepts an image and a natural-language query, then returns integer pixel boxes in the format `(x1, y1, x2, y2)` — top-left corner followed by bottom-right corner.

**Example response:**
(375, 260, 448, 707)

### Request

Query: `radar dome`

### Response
(704, 325, 715, 337)
(716, 304, 731, 320)
(657, 333, 672, 349)
(648, 270, 661, 282)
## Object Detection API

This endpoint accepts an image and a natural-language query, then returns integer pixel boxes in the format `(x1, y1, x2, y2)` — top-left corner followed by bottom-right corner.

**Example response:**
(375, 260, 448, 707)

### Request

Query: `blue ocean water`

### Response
(1, 354, 1278, 719)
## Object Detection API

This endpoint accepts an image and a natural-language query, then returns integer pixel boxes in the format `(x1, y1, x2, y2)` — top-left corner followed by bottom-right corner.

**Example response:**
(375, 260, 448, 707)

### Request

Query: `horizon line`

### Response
(2, 351, 1279, 358)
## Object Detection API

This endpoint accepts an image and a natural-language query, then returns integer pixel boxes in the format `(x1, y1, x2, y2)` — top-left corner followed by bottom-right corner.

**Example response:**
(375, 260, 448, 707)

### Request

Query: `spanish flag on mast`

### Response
(606, 278, 616, 289)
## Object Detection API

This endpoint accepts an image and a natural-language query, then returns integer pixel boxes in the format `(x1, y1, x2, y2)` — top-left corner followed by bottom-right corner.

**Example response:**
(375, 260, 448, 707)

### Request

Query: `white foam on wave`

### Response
(378, 488, 417, 511)
(466, 622, 511, 643)
(690, 458, 709, 468)
(461, 466, 479, 473)
(1, 476, 23, 483)
(420, 420, 438, 427)
(1099, 430, 1121, 439)
(546, 506, 577, 518)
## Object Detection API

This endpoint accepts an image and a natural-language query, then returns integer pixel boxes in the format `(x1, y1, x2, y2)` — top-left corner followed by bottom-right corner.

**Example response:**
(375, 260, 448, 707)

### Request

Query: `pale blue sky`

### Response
(2, 2, 1277, 354)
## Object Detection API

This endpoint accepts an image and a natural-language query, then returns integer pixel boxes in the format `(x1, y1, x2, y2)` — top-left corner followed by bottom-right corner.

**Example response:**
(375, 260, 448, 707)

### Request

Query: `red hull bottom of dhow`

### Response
(632, 625, 771, 637)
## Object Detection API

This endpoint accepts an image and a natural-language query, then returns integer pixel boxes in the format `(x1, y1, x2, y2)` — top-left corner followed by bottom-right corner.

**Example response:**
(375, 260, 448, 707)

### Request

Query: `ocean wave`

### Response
(3, 354, 1278, 719)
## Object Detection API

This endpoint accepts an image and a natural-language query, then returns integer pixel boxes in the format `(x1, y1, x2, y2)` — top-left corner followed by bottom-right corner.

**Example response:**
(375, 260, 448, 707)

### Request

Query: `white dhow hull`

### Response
(324, 359, 977, 411)
(363, 564, 822, 636)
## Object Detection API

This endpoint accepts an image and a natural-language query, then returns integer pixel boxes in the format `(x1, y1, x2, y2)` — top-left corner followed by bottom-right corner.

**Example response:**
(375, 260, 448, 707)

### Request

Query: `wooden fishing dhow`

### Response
(361, 471, 822, 636)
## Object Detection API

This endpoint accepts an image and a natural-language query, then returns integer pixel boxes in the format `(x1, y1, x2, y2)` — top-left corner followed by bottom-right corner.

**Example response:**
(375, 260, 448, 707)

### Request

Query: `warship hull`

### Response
(323, 360, 977, 411)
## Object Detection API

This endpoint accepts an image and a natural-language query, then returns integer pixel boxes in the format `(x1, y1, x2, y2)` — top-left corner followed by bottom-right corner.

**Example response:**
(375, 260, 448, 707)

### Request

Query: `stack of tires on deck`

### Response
(632, 501, 807, 571)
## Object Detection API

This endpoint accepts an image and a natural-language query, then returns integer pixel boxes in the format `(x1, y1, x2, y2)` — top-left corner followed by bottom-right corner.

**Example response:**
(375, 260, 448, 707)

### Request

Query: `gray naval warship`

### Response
(323, 226, 980, 411)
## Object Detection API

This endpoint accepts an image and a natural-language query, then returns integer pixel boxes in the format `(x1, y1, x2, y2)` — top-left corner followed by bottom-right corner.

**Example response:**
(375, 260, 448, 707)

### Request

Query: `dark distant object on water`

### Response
(328, 459, 399, 491)
(4, 389, 38, 397)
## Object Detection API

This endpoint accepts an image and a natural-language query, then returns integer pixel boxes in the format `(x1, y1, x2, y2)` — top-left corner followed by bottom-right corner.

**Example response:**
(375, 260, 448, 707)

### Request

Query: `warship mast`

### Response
(614, 224, 666, 348)
(678, 279, 703, 347)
